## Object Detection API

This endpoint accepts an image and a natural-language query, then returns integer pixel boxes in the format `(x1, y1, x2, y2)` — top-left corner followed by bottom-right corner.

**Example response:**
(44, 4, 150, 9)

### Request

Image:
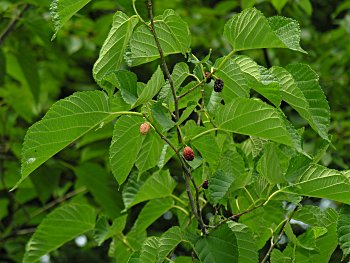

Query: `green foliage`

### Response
(23, 203, 96, 263)
(1, 0, 350, 262)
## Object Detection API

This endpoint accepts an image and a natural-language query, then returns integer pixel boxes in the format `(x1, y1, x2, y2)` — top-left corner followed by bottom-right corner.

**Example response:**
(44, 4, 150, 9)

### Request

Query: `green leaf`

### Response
(93, 12, 139, 82)
(157, 227, 189, 263)
(6, 49, 40, 104)
(126, 9, 191, 66)
(151, 102, 176, 132)
(270, 249, 292, 263)
(240, 201, 285, 249)
(251, 67, 282, 107)
(224, 8, 305, 53)
(293, 205, 327, 227)
(285, 64, 330, 141)
(337, 206, 350, 260)
(23, 203, 96, 263)
(50, 0, 92, 39)
(283, 165, 350, 204)
(123, 170, 176, 209)
(298, 0, 313, 16)
(158, 62, 190, 104)
(110, 115, 144, 185)
(114, 70, 139, 105)
(0, 49, 5, 86)
(75, 163, 122, 218)
(140, 237, 160, 263)
(190, 127, 221, 169)
(17, 91, 114, 189)
(285, 208, 338, 262)
(257, 143, 285, 184)
(129, 197, 174, 234)
(271, 0, 288, 13)
(227, 221, 258, 263)
(215, 98, 299, 148)
(195, 223, 237, 263)
(209, 170, 235, 205)
(94, 215, 127, 245)
(213, 58, 249, 101)
(133, 66, 165, 107)
(135, 129, 164, 175)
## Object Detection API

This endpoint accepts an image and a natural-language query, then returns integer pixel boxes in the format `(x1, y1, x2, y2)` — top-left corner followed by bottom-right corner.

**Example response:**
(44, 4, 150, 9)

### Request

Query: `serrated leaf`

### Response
(270, 249, 292, 263)
(94, 215, 127, 245)
(195, 223, 238, 263)
(133, 66, 165, 107)
(127, 9, 191, 66)
(285, 208, 338, 262)
(337, 206, 350, 260)
(140, 236, 159, 263)
(17, 91, 114, 189)
(285, 64, 330, 141)
(285, 154, 312, 183)
(252, 66, 282, 107)
(151, 102, 176, 132)
(135, 129, 164, 175)
(283, 165, 350, 204)
(124, 170, 176, 209)
(50, 0, 92, 39)
(227, 221, 258, 263)
(110, 116, 144, 185)
(75, 163, 122, 218)
(215, 98, 299, 148)
(240, 201, 285, 249)
(23, 204, 96, 263)
(191, 127, 220, 169)
(158, 62, 189, 104)
(213, 58, 249, 101)
(113, 70, 139, 105)
(122, 171, 146, 209)
(224, 8, 306, 53)
(93, 12, 139, 82)
(129, 197, 173, 234)
(257, 143, 285, 184)
(157, 227, 189, 263)
(209, 170, 235, 205)
(293, 205, 326, 227)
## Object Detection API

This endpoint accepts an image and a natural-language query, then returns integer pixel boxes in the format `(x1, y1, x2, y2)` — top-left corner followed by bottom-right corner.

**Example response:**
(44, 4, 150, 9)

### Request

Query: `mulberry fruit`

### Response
(202, 180, 209, 189)
(214, 78, 224, 92)
(205, 72, 212, 83)
(139, 122, 150, 135)
(183, 146, 194, 161)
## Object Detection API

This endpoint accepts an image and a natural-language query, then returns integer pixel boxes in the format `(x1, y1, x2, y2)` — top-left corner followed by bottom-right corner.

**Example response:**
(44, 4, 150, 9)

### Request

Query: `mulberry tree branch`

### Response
(144, 1, 207, 234)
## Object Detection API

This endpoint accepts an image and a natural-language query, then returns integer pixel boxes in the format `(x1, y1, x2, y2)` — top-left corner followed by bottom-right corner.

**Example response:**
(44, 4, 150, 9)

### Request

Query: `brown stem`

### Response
(213, 203, 263, 230)
(0, 4, 30, 46)
(261, 207, 298, 263)
(145, 0, 207, 235)
(145, 115, 207, 234)
(145, 1, 179, 121)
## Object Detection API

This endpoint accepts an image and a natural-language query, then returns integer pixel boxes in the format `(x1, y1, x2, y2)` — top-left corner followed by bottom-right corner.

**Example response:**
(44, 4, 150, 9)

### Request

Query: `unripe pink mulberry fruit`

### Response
(139, 122, 150, 135)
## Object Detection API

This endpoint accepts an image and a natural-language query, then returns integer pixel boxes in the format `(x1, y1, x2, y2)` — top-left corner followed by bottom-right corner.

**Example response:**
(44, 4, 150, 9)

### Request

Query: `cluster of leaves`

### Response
(2, 0, 350, 262)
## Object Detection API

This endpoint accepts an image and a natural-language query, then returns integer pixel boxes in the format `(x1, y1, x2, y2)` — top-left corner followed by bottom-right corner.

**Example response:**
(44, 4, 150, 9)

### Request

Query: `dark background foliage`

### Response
(1, 0, 350, 262)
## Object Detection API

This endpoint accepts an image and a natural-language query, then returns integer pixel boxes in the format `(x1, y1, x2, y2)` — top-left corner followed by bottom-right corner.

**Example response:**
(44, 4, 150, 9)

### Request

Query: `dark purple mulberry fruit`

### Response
(214, 78, 224, 92)
(202, 180, 209, 189)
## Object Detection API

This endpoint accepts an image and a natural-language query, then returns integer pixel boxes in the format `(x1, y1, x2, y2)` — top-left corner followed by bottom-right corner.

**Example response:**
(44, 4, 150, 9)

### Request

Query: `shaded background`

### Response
(1, 0, 350, 262)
